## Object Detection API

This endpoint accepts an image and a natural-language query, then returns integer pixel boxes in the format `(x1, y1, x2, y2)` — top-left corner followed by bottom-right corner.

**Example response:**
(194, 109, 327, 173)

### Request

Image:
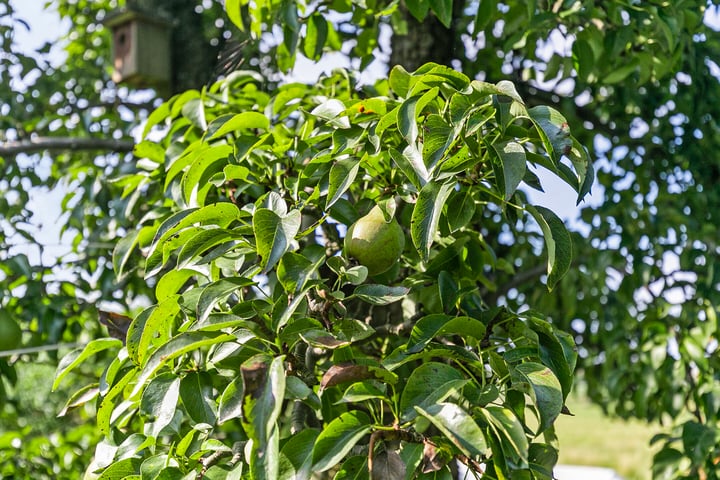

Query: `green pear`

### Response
(0, 311, 22, 351)
(344, 205, 405, 276)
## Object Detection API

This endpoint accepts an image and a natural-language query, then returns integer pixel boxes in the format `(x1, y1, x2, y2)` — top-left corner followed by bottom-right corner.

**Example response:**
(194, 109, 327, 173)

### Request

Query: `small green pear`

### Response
(0, 311, 22, 351)
(344, 205, 405, 276)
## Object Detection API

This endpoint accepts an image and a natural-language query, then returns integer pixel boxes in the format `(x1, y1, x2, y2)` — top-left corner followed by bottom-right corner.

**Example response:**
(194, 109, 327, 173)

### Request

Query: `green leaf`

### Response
(446, 190, 475, 232)
(415, 403, 488, 458)
(155, 269, 196, 301)
(127, 296, 180, 367)
(389, 145, 427, 188)
(58, 383, 99, 417)
(225, 0, 244, 30)
(481, 405, 529, 469)
(526, 205, 572, 291)
(492, 140, 526, 199)
(406, 0, 430, 21)
(428, 0, 452, 27)
(141, 373, 181, 437)
(253, 208, 302, 273)
(334, 456, 369, 479)
(411, 180, 455, 262)
(148, 204, 241, 266)
(303, 14, 328, 60)
(53, 338, 122, 391)
(312, 410, 372, 472)
(97, 367, 137, 436)
(197, 277, 257, 322)
(351, 284, 410, 305)
(389, 65, 412, 98)
(217, 375, 244, 424)
(243, 356, 286, 447)
(207, 111, 269, 139)
(278, 428, 319, 480)
(180, 371, 217, 425)
(182, 147, 233, 205)
(423, 114, 455, 171)
(527, 106, 572, 163)
(407, 315, 486, 353)
(97, 457, 142, 479)
(473, 0, 496, 32)
(682, 420, 717, 464)
(398, 94, 422, 145)
(511, 362, 563, 433)
(182, 97, 207, 130)
(113, 227, 151, 280)
(400, 362, 467, 421)
(130, 332, 236, 399)
(529, 319, 575, 400)
(326, 158, 360, 209)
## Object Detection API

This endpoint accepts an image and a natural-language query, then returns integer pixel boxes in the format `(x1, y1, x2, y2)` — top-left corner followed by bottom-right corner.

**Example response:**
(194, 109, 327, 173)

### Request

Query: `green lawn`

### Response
(555, 396, 659, 480)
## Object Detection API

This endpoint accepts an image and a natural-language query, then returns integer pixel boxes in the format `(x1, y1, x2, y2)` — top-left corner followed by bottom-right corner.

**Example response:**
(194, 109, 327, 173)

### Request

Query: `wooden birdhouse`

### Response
(104, 8, 172, 91)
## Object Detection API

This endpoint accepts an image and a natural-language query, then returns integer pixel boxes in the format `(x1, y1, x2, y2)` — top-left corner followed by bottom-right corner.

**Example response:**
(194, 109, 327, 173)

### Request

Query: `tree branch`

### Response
(0, 137, 135, 156)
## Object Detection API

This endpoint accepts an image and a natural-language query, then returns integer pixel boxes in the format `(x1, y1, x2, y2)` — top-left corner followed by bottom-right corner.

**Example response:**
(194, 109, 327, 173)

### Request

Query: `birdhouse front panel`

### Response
(108, 11, 171, 90)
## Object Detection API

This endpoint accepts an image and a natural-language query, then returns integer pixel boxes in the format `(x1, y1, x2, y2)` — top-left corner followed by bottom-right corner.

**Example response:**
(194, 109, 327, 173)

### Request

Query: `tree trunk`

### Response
(389, 4, 463, 71)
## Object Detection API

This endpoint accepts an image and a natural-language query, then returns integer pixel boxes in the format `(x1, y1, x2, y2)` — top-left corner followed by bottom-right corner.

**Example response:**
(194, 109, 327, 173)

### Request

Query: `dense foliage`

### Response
(3, 0, 720, 478)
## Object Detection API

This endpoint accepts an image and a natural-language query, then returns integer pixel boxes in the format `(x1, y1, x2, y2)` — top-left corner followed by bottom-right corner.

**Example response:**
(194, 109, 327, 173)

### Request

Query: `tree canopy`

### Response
(2, 0, 720, 478)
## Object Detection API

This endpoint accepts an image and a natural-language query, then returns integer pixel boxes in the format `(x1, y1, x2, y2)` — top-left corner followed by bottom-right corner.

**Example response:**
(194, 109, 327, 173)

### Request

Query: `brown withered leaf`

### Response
(421, 440, 447, 473)
(241, 359, 269, 398)
(320, 363, 373, 391)
(98, 310, 132, 344)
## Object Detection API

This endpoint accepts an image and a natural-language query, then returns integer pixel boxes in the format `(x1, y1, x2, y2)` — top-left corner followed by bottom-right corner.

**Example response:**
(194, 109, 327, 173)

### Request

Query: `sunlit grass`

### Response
(555, 395, 659, 480)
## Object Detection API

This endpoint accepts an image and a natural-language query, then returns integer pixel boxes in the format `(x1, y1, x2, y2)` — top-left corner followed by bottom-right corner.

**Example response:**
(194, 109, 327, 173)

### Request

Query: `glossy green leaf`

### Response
(130, 332, 236, 399)
(423, 114, 455, 171)
(243, 355, 286, 445)
(253, 208, 302, 273)
(53, 338, 122, 391)
(312, 410, 372, 472)
(180, 371, 217, 425)
(389, 145, 427, 188)
(225, 0, 244, 30)
(511, 362, 562, 434)
(182, 97, 207, 130)
(96, 457, 142, 479)
(351, 284, 410, 305)
(207, 111, 269, 139)
(197, 277, 257, 322)
(527, 106, 572, 163)
(481, 405, 529, 469)
(400, 362, 467, 420)
(278, 428, 319, 480)
(526, 205, 572, 291)
(326, 158, 360, 209)
(415, 403, 488, 458)
(217, 376, 244, 425)
(407, 315, 486, 353)
(411, 180, 455, 262)
(446, 190, 475, 232)
(492, 140, 526, 200)
(303, 14, 328, 60)
(428, 0, 452, 27)
(140, 373, 180, 436)
(127, 296, 180, 367)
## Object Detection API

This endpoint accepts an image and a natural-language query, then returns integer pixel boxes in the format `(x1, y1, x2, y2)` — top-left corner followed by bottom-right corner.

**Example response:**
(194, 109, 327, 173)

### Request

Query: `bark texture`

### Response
(389, 3, 464, 72)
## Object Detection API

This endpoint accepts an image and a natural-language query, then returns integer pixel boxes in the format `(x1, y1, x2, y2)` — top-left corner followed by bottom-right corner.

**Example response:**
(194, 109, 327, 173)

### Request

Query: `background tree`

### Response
(2, 0, 720, 478)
